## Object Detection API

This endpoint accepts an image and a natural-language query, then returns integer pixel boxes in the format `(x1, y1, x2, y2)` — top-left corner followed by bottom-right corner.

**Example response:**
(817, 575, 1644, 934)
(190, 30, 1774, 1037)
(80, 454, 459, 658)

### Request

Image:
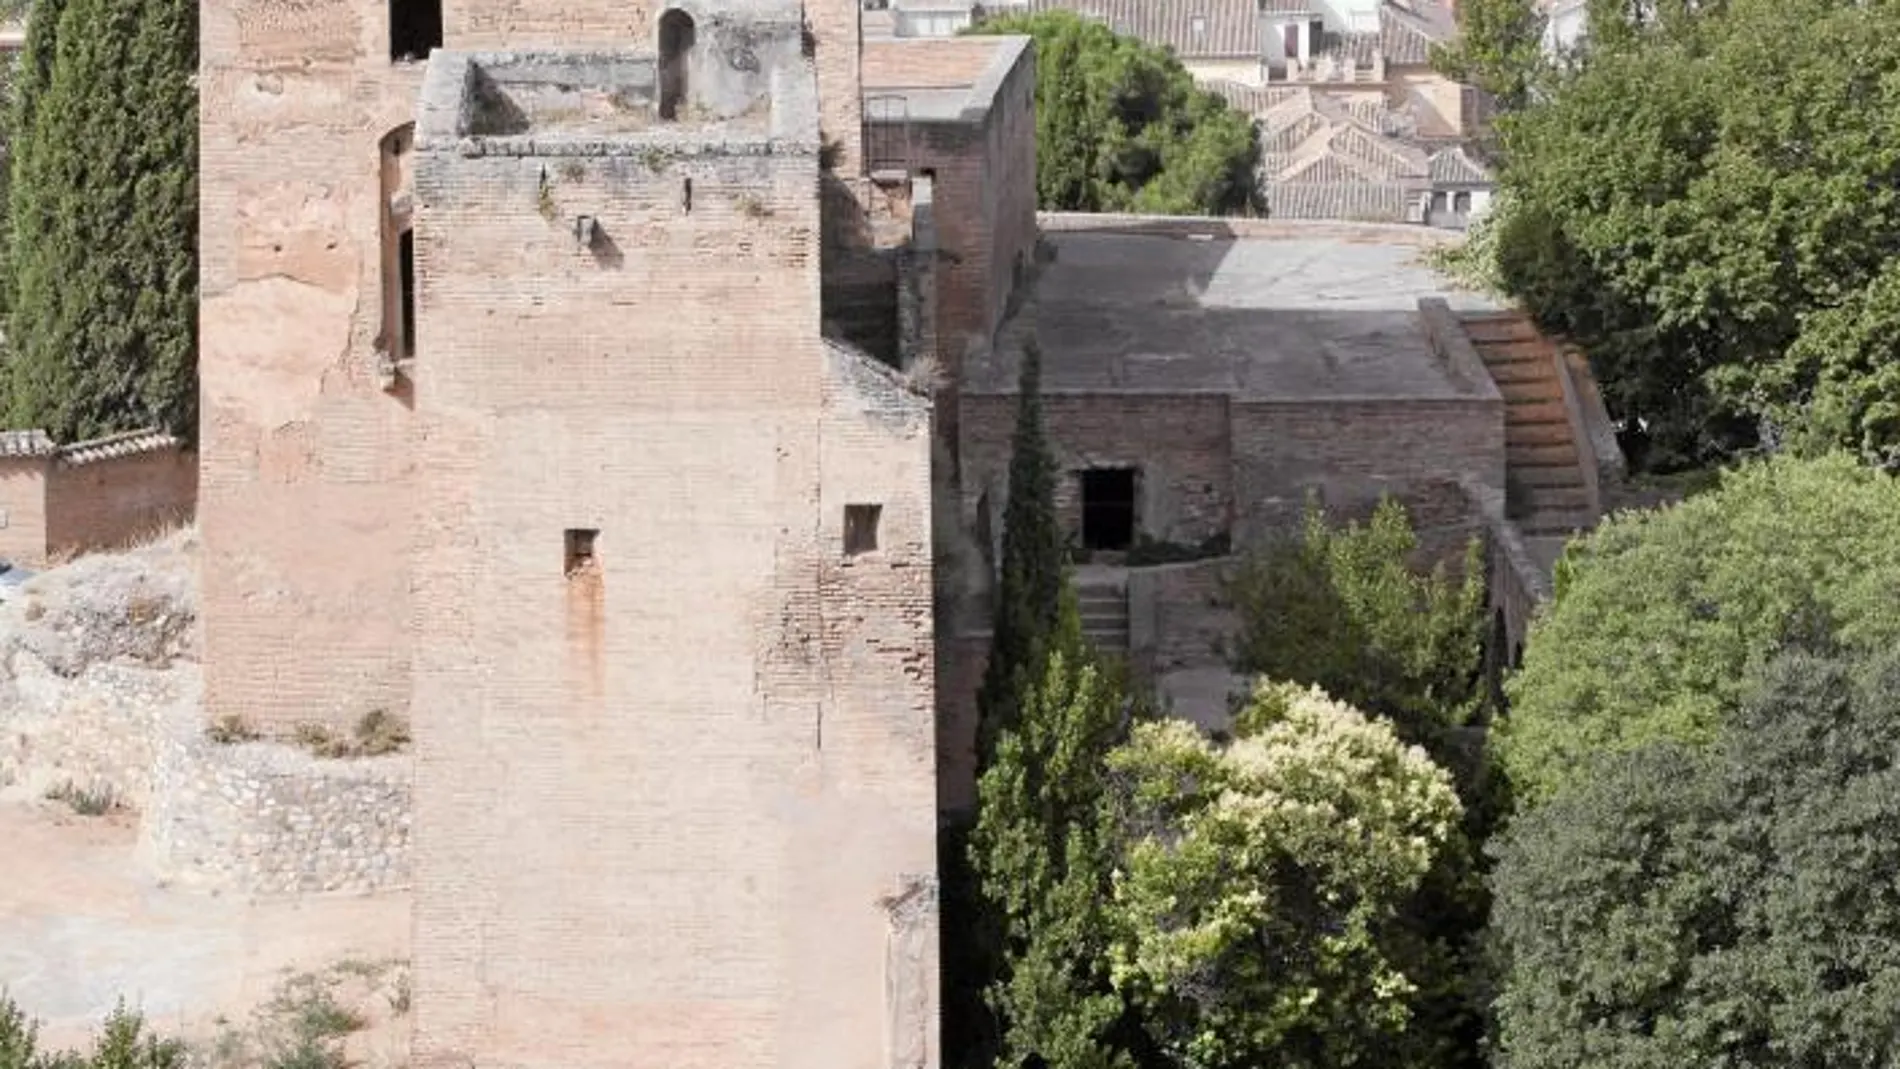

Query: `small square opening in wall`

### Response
(565, 529, 600, 577)
(844, 504, 882, 556)
(1080, 468, 1137, 552)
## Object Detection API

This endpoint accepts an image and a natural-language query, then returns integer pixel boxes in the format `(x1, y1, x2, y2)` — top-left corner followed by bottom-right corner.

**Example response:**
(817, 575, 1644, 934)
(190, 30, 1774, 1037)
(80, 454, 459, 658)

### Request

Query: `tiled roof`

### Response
(1258, 0, 1317, 12)
(57, 428, 182, 466)
(0, 430, 55, 458)
(0, 427, 183, 465)
(995, 0, 1262, 57)
(1428, 145, 1493, 185)
(1265, 181, 1415, 222)
(1380, 0, 1457, 65)
(1201, 79, 1309, 115)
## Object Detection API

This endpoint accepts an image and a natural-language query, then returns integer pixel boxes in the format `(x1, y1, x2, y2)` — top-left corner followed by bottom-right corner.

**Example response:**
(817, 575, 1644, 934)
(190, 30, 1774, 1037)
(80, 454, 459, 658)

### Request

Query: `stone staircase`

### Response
(1075, 574, 1129, 657)
(1459, 310, 1597, 536)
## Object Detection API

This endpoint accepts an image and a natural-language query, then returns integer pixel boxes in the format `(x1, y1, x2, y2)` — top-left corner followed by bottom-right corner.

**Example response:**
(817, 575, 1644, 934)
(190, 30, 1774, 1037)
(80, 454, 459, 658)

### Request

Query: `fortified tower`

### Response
(199, 1, 938, 1067)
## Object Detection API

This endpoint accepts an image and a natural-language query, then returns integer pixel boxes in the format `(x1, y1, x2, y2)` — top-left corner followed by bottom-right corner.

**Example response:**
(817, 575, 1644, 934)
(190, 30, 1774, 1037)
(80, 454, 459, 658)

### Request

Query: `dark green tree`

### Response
(4, 0, 197, 441)
(1485, 0, 1900, 469)
(975, 339, 1066, 761)
(0, 0, 65, 325)
(1489, 647, 1900, 1069)
(972, 583, 1141, 1069)
(967, 10, 1259, 216)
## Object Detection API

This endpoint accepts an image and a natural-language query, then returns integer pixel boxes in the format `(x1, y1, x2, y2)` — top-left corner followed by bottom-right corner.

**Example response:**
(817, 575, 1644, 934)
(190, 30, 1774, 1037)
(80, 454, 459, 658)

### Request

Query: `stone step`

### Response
(1463, 319, 1541, 345)
(1508, 441, 1582, 467)
(1523, 484, 1593, 513)
(1473, 337, 1553, 360)
(1483, 358, 1560, 384)
(1495, 377, 1561, 403)
(1514, 464, 1586, 489)
(1505, 399, 1570, 425)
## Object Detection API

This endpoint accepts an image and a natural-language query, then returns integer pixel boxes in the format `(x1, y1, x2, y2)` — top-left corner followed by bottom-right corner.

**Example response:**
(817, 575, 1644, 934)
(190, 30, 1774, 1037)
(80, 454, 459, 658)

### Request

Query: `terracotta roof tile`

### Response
(996, 0, 1262, 58)
(56, 428, 182, 466)
(1266, 181, 1416, 222)
(1428, 145, 1493, 185)
(0, 430, 55, 459)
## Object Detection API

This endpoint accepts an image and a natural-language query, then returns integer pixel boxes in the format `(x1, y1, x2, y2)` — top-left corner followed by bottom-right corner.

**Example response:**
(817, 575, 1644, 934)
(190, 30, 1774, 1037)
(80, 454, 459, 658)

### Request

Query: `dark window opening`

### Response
(565, 529, 600, 577)
(397, 229, 417, 358)
(1080, 468, 1137, 552)
(1453, 191, 1472, 213)
(844, 504, 882, 556)
(390, 0, 443, 62)
(659, 10, 696, 121)
(1282, 23, 1298, 58)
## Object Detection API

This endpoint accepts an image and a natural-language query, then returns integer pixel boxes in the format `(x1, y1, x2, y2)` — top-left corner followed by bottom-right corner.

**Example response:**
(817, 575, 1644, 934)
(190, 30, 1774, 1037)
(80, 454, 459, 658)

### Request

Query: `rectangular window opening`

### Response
(398, 229, 417, 358)
(565, 529, 599, 577)
(844, 504, 882, 556)
(1080, 468, 1137, 552)
(390, 0, 444, 62)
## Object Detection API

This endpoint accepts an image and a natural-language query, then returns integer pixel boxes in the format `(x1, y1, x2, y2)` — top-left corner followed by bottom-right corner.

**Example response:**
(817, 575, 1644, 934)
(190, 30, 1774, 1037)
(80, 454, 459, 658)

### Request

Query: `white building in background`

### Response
(1541, 0, 1589, 55)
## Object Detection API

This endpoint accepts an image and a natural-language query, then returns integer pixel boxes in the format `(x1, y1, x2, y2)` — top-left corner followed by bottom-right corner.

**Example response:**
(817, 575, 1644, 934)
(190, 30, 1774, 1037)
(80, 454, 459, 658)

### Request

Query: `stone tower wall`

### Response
(198, 0, 431, 734)
(405, 51, 937, 1069)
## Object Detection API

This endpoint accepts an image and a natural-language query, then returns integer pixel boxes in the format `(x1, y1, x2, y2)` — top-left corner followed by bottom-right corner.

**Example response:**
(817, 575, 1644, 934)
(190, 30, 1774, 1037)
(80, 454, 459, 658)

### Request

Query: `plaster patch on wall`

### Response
(881, 873, 937, 1069)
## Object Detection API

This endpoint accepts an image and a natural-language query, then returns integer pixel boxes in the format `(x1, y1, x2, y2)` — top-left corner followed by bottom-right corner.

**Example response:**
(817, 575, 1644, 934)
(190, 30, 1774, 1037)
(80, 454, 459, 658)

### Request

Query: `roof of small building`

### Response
(0, 428, 182, 465)
(1428, 144, 1494, 185)
(989, 0, 1263, 58)
(975, 214, 1499, 401)
(1380, 0, 1457, 65)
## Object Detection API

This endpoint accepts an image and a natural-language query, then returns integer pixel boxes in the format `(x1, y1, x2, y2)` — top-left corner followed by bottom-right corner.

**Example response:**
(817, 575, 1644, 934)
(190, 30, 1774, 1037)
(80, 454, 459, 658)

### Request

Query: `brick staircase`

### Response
(1459, 311, 1597, 536)
(1075, 575, 1129, 657)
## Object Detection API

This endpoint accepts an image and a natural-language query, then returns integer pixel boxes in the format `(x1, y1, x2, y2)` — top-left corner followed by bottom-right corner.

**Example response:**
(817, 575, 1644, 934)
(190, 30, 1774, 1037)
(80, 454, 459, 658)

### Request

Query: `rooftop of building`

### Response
(860, 34, 1033, 123)
(416, 39, 818, 154)
(972, 213, 1501, 400)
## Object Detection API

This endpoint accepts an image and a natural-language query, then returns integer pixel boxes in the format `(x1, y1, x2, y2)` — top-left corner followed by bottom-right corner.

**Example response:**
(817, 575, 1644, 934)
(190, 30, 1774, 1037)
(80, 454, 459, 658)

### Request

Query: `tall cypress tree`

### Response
(0, 0, 67, 326)
(5, 0, 197, 440)
(976, 339, 1066, 766)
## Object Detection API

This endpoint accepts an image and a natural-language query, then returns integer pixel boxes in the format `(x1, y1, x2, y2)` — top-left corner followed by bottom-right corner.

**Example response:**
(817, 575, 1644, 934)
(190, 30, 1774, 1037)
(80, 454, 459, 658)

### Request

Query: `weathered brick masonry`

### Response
(404, 43, 937, 1069)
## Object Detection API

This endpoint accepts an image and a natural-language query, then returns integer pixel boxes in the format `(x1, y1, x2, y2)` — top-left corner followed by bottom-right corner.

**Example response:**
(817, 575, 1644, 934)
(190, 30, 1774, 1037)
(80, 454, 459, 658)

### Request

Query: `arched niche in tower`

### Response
(658, 9, 697, 121)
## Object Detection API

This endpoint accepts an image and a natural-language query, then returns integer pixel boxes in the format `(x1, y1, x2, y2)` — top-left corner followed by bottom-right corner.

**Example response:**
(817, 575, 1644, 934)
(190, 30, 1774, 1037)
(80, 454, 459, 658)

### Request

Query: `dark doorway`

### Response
(398, 230, 417, 357)
(659, 10, 696, 121)
(390, 0, 443, 62)
(1080, 468, 1137, 552)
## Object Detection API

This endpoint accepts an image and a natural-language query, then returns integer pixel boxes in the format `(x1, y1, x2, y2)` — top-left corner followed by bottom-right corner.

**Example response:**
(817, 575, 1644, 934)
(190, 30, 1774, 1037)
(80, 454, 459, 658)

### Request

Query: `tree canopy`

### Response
(1497, 453, 1900, 804)
(3, 0, 197, 441)
(967, 10, 1260, 216)
(1102, 681, 1462, 1069)
(1489, 649, 1900, 1069)
(1484, 0, 1900, 469)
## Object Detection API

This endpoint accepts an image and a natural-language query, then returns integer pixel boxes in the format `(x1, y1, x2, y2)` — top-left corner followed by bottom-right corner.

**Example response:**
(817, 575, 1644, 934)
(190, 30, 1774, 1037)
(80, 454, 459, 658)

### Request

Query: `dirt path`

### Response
(0, 798, 410, 1053)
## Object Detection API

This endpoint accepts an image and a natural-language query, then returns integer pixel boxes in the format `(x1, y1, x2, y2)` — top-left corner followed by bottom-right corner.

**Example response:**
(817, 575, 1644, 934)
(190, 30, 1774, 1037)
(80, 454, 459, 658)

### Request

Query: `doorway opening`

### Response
(659, 10, 696, 120)
(390, 0, 443, 62)
(1080, 468, 1137, 552)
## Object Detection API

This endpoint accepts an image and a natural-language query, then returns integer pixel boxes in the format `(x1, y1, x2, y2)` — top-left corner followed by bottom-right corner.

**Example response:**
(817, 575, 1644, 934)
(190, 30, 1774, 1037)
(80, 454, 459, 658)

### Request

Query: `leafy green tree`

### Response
(1489, 648, 1900, 1069)
(0, 997, 183, 1069)
(1101, 681, 1462, 1069)
(1498, 453, 1900, 804)
(1224, 497, 1493, 1069)
(1430, 0, 1546, 113)
(972, 583, 1141, 1069)
(1225, 497, 1488, 759)
(4, 0, 196, 440)
(967, 10, 1259, 216)
(1488, 0, 1900, 469)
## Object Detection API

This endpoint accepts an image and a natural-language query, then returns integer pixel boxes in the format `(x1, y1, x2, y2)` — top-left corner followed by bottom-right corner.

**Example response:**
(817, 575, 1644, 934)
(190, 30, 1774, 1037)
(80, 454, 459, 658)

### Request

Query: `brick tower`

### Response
(199, 1, 938, 1067)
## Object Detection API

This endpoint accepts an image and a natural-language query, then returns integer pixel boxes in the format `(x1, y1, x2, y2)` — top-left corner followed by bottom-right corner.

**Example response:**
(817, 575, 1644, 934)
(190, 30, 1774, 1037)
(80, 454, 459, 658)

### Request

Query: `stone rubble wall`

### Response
(0, 527, 414, 897)
(138, 701, 412, 896)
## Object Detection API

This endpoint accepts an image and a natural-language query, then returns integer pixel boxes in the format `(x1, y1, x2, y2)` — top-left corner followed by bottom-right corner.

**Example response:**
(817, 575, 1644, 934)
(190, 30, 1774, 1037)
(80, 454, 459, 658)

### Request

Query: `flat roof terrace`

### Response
(975, 215, 1504, 400)
(860, 35, 1032, 123)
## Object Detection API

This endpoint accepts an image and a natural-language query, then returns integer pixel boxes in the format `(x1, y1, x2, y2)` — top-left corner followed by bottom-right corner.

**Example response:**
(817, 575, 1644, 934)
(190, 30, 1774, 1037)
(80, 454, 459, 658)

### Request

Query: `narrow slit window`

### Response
(565, 529, 600, 577)
(391, 0, 443, 62)
(844, 504, 882, 556)
(398, 229, 417, 357)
